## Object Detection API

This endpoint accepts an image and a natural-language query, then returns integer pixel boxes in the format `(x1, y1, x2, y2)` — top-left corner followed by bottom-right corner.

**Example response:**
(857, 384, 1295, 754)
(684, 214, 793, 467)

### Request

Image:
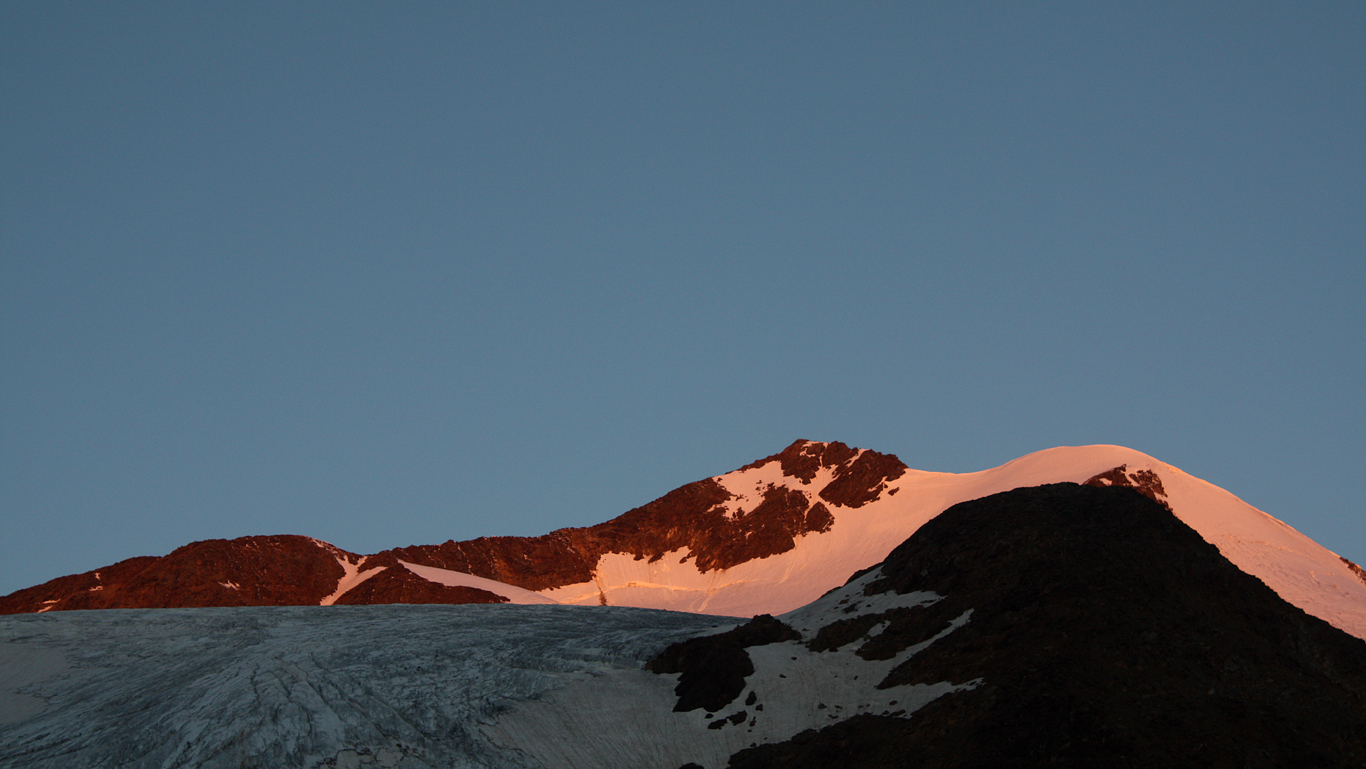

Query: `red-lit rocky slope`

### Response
(0, 441, 900, 614)
(4, 440, 1365, 641)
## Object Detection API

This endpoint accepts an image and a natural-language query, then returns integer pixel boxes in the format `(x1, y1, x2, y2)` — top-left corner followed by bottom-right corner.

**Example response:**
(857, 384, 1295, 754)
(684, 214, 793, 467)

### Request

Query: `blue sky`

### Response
(2, 3, 1362, 597)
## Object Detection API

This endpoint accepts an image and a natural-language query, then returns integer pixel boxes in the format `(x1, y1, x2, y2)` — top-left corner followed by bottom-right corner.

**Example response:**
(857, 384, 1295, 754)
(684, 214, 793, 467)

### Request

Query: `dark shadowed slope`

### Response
(725, 483, 1366, 768)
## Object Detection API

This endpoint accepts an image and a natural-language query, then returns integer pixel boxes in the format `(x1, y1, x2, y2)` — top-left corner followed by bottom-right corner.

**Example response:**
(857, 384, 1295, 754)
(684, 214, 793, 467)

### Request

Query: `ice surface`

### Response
(0, 644, 67, 725)
(0, 604, 721, 768)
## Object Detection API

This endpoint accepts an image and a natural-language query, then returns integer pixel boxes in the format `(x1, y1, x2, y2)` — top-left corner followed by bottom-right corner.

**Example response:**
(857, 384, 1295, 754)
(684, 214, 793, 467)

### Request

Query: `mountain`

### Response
(4, 440, 1365, 643)
(3, 483, 1364, 768)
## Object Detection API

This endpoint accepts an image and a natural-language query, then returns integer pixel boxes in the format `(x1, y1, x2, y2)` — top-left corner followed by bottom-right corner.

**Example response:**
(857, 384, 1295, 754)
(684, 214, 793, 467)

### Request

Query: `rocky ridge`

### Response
(4, 440, 1365, 645)
(0, 440, 903, 615)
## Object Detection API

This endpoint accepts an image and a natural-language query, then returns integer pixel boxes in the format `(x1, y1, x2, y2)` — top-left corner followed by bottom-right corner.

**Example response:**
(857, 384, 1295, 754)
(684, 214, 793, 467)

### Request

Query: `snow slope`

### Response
(533, 444, 1366, 640)
(398, 561, 558, 605)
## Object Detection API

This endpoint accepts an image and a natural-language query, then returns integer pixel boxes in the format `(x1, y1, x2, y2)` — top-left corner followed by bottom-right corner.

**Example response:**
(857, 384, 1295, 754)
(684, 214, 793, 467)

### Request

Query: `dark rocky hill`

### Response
(712, 483, 1366, 768)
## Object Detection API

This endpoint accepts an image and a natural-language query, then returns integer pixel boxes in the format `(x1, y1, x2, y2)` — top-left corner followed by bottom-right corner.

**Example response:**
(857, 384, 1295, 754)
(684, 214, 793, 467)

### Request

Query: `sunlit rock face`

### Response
(4, 483, 1365, 769)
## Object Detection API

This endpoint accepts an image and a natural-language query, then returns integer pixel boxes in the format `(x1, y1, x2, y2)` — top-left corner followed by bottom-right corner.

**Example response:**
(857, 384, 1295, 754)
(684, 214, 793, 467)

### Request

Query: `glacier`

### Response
(0, 567, 976, 768)
(0, 604, 720, 768)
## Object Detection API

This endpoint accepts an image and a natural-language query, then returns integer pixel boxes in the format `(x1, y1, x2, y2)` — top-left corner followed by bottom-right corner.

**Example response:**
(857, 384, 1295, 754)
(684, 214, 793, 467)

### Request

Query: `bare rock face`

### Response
(0, 536, 346, 613)
(743, 439, 906, 508)
(725, 484, 1366, 769)
(1082, 464, 1171, 509)
(392, 439, 904, 585)
(383, 530, 606, 593)
(1, 440, 908, 614)
(1344, 556, 1366, 589)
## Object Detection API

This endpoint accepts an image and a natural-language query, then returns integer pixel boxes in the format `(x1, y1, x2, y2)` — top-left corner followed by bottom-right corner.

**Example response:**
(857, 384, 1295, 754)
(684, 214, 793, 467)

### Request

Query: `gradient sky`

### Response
(2, 3, 1362, 598)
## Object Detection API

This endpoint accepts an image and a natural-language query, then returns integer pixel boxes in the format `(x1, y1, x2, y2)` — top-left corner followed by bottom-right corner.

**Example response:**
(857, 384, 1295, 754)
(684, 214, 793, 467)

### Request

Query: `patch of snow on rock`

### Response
(399, 561, 560, 605)
(319, 556, 385, 607)
(781, 566, 942, 639)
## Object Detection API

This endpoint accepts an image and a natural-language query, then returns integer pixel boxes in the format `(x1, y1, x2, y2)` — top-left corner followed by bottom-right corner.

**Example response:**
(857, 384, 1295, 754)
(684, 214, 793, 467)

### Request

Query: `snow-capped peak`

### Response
(533, 443, 1366, 640)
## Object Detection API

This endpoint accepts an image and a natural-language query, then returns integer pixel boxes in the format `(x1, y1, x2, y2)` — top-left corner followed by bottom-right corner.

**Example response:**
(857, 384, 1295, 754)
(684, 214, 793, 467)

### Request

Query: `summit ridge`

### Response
(3, 440, 1364, 641)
